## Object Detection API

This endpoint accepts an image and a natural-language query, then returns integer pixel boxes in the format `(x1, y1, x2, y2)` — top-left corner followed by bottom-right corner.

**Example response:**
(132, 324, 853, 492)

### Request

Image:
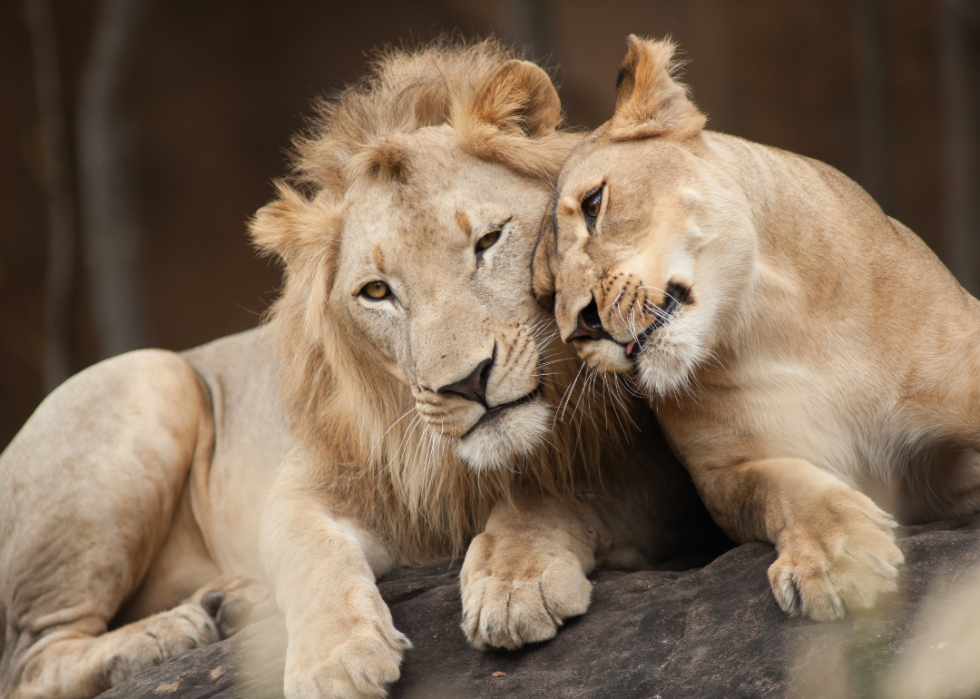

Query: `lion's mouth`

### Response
(461, 387, 541, 439)
(624, 282, 690, 358)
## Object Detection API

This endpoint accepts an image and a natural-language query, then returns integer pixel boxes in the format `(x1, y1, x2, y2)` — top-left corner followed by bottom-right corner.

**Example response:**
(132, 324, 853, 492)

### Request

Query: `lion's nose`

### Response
(438, 352, 493, 407)
(564, 297, 611, 342)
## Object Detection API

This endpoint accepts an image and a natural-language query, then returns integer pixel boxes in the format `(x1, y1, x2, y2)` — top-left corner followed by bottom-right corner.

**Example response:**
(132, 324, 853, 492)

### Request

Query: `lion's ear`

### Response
(608, 35, 705, 140)
(469, 59, 562, 137)
(250, 181, 342, 272)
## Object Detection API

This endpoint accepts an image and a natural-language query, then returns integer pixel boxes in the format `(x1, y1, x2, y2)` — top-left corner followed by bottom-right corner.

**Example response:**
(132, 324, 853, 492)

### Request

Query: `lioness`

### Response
(0, 40, 711, 699)
(533, 35, 980, 622)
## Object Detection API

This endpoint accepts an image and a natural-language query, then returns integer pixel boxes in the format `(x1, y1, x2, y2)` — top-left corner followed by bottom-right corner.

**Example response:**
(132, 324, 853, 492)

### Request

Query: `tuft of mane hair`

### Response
(293, 37, 581, 193)
(251, 38, 634, 563)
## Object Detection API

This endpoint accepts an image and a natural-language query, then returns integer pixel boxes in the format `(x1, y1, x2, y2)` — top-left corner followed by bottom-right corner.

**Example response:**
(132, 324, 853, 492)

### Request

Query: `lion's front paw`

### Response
(460, 531, 592, 650)
(284, 630, 411, 699)
(767, 488, 903, 621)
(282, 584, 411, 699)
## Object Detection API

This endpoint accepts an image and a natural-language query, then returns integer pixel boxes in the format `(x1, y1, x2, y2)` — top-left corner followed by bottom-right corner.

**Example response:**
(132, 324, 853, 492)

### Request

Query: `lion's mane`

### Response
(251, 39, 628, 562)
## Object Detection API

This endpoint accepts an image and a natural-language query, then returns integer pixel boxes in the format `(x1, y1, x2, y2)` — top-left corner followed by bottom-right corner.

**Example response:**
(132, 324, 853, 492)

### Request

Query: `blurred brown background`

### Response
(2, 0, 978, 449)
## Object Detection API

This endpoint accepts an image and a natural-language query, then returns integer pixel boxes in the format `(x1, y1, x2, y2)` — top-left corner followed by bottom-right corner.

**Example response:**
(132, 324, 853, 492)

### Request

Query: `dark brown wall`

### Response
(0, 0, 958, 448)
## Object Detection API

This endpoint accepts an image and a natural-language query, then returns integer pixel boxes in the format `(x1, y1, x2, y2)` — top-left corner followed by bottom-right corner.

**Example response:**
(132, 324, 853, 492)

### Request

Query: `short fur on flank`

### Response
(534, 34, 980, 622)
(0, 38, 713, 699)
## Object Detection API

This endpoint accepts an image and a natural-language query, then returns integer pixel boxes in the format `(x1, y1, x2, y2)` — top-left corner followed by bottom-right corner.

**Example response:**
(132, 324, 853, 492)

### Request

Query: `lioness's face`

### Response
(332, 128, 555, 470)
(534, 134, 754, 396)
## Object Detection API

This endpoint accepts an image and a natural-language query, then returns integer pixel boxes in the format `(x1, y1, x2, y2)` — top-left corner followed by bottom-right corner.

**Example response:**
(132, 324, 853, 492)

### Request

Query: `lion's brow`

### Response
(454, 211, 472, 239)
(371, 244, 387, 274)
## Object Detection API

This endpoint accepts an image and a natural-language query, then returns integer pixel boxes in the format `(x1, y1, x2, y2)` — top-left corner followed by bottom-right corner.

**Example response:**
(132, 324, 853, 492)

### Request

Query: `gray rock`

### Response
(97, 515, 980, 699)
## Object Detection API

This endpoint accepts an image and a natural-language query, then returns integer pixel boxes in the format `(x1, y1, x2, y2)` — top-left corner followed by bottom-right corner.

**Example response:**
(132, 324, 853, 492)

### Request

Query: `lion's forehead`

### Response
(343, 175, 529, 269)
(344, 192, 506, 258)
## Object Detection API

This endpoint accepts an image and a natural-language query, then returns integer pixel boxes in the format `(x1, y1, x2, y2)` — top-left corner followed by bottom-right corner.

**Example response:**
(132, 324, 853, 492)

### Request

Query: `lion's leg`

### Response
(0, 350, 218, 699)
(460, 491, 599, 650)
(259, 476, 408, 699)
(111, 475, 222, 628)
(4, 605, 218, 699)
(122, 495, 274, 640)
(691, 457, 903, 621)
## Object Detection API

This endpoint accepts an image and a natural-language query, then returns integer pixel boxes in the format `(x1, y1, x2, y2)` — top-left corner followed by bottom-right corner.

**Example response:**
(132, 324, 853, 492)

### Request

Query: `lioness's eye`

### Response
(582, 188, 603, 221)
(360, 281, 391, 300)
(476, 229, 501, 252)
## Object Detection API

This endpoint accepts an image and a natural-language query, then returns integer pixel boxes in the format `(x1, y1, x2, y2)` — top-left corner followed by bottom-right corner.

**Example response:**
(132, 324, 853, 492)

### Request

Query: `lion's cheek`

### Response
(486, 325, 544, 404)
(486, 361, 539, 407)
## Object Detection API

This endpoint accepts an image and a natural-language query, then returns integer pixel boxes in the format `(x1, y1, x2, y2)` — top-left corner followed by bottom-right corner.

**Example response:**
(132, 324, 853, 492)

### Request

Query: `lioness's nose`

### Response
(438, 353, 493, 407)
(564, 297, 610, 342)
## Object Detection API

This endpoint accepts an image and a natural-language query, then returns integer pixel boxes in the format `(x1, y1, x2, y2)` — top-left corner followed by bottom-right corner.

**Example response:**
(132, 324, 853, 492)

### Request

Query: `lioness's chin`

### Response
(576, 336, 702, 398)
(454, 399, 551, 472)
(575, 340, 633, 374)
(634, 336, 703, 396)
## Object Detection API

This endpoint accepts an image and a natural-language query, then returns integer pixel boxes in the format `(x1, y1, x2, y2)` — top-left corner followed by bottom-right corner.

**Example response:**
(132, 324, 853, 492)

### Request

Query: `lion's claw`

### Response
(460, 532, 592, 650)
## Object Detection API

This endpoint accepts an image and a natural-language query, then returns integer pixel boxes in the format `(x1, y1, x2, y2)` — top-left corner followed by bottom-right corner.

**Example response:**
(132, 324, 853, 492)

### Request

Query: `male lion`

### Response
(0, 40, 710, 699)
(534, 35, 980, 622)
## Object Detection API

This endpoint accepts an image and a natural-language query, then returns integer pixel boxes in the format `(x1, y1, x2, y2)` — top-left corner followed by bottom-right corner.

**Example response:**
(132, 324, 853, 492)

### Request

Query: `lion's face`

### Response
(331, 130, 554, 469)
(534, 124, 755, 398)
(253, 53, 584, 476)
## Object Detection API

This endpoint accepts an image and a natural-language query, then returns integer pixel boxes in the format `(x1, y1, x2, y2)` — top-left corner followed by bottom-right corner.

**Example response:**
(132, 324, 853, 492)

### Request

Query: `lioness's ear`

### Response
(250, 181, 342, 273)
(470, 59, 562, 137)
(608, 35, 705, 140)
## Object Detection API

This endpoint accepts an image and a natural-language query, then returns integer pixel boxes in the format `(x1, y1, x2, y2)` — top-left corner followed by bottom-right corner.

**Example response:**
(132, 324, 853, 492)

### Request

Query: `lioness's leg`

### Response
(692, 458, 903, 621)
(460, 492, 598, 650)
(0, 350, 218, 699)
(897, 363, 980, 520)
(259, 479, 408, 699)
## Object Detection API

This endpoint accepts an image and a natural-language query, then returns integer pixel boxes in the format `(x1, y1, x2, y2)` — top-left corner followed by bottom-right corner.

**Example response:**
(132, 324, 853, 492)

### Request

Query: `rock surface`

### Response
(98, 515, 980, 699)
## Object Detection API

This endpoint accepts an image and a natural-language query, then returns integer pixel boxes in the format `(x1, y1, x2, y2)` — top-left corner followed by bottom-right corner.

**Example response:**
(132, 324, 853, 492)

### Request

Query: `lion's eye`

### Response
(476, 229, 501, 252)
(582, 189, 603, 221)
(360, 281, 391, 300)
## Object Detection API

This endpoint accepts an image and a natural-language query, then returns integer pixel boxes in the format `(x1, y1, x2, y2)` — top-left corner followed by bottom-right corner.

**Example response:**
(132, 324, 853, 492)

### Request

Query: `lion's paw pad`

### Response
(461, 556, 592, 650)
(283, 630, 410, 699)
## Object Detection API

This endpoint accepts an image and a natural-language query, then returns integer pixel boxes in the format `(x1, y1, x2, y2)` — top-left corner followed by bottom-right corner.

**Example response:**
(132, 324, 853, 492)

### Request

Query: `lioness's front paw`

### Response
(460, 531, 592, 650)
(767, 488, 903, 621)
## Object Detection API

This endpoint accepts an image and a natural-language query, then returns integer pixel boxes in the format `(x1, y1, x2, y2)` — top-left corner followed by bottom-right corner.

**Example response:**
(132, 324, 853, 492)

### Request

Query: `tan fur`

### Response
(535, 35, 980, 621)
(0, 39, 704, 699)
